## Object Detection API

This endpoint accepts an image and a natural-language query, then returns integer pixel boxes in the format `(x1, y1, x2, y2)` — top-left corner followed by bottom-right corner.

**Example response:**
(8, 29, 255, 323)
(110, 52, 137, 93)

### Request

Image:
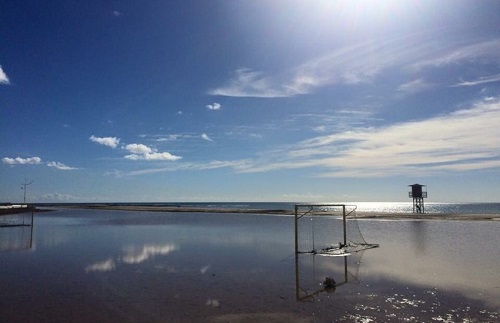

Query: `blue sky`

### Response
(1, 0, 500, 203)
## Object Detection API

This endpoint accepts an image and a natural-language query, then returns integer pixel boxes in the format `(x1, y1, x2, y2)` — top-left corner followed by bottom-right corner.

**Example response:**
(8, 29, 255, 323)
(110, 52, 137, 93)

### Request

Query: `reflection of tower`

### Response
(411, 221, 427, 255)
(408, 184, 427, 213)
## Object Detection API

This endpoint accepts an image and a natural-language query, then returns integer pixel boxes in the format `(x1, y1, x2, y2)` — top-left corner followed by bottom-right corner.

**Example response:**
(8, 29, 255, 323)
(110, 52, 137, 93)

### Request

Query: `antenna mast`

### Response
(21, 179, 34, 204)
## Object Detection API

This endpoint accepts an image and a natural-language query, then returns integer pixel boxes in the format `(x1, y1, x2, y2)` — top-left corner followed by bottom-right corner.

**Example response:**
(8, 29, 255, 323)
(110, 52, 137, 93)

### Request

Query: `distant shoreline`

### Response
(54, 204, 500, 221)
(0, 206, 51, 216)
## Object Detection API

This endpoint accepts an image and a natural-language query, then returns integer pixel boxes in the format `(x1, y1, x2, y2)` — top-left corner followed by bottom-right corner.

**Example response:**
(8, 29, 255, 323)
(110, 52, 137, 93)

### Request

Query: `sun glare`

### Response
(314, 0, 420, 26)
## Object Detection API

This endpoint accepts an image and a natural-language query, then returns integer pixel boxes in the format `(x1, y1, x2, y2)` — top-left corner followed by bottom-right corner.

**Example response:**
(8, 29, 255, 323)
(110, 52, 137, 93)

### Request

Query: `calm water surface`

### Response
(0, 208, 498, 322)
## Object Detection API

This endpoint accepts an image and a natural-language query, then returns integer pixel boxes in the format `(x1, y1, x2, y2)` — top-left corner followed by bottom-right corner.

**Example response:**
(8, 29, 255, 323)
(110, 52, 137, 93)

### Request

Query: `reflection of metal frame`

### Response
(0, 211, 34, 251)
(295, 251, 364, 302)
(294, 204, 379, 255)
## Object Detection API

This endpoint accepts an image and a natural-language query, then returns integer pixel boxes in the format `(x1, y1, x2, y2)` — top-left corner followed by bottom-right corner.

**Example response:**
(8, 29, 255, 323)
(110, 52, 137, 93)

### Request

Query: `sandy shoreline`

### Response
(59, 204, 500, 221)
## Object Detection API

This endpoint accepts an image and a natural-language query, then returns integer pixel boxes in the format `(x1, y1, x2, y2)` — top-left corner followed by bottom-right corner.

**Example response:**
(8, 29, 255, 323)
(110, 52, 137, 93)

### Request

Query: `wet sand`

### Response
(69, 204, 500, 221)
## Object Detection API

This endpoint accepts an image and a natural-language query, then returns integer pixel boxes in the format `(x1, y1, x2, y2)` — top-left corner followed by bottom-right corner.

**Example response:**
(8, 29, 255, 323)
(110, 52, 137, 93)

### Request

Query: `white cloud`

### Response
(2, 156, 42, 165)
(201, 133, 213, 141)
(47, 161, 78, 170)
(124, 143, 182, 161)
(206, 102, 222, 110)
(0, 65, 10, 84)
(124, 152, 182, 161)
(89, 135, 120, 148)
(235, 99, 500, 177)
(124, 143, 152, 154)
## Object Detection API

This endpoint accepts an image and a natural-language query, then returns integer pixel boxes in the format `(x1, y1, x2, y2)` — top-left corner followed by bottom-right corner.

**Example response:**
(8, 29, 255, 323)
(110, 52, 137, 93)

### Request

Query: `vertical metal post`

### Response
(342, 205, 347, 247)
(21, 179, 34, 204)
(344, 254, 348, 283)
(30, 209, 34, 248)
(294, 205, 298, 254)
(294, 252, 300, 300)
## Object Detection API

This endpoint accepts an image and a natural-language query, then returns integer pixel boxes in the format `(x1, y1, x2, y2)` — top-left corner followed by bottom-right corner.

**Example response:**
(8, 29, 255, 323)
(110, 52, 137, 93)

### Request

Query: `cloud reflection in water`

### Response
(85, 258, 116, 273)
(121, 244, 178, 264)
(85, 243, 178, 273)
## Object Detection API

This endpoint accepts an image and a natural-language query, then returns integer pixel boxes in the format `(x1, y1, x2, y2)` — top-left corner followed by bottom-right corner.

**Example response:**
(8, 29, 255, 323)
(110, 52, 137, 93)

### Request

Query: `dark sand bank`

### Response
(65, 204, 500, 221)
(0, 206, 50, 216)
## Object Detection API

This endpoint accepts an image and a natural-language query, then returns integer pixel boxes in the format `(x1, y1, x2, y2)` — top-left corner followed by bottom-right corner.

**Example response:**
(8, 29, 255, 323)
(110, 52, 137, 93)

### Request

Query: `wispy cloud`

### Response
(89, 135, 120, 148)
(225, 99, 500, 177)
(208, 68, 290, 98)
(156, 134, 182, 142)
(124, 143, 182, 161)
(209, 36, 500, 98)
(104, 99, 500, 179)
(398, 78, 432, 94)
(451, 74, 500, 87)
(123, 159, 251, 176)
(41, 193, 81, 201)
(412, 39, 500, 69)
(208, 37, 405, 97)
(47, 161, 78, 170)
(206, 102, 222, 110)
(201, 133, 213, 141)
(2, 156, 42, 165)
(236, 99, 500, 177)
(0, 65, 10, 84)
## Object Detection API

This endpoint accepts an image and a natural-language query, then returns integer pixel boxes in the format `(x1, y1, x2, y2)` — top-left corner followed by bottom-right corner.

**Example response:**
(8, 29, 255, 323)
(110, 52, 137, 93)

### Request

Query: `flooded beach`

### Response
(1, 208, 499, 322)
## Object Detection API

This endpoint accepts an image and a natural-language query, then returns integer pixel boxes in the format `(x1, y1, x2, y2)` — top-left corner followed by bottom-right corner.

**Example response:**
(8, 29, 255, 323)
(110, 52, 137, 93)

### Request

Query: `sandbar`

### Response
(62, 204, 500, 221)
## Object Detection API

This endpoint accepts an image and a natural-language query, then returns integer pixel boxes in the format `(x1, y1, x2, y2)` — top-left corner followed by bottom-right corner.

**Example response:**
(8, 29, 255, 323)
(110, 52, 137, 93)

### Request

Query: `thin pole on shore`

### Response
(21, 179, 34, 204)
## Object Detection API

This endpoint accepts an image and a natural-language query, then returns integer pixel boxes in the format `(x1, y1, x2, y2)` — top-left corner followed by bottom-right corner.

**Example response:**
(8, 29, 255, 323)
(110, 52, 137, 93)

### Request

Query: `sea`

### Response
(36, 201, 500, 215)
(181, 202, 500, 214)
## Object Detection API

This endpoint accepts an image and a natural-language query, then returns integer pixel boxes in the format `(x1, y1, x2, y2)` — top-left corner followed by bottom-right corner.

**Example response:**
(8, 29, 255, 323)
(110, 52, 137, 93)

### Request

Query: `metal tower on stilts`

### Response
(409, 184, 427, 214)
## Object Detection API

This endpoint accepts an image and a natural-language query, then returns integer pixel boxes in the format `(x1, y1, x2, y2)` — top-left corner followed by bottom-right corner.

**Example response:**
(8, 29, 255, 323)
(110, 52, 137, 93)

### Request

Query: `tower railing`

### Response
(409, 192, 427, 198)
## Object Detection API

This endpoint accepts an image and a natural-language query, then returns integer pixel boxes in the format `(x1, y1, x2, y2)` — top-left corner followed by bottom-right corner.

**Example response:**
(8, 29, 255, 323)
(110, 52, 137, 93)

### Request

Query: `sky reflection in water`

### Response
(0, 209, 498, 322)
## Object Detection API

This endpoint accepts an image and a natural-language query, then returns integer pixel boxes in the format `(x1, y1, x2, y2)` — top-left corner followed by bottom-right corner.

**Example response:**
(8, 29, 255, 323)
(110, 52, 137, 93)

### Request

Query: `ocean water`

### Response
(1, 208, 498, 322)
(97, 201, 500, 214)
